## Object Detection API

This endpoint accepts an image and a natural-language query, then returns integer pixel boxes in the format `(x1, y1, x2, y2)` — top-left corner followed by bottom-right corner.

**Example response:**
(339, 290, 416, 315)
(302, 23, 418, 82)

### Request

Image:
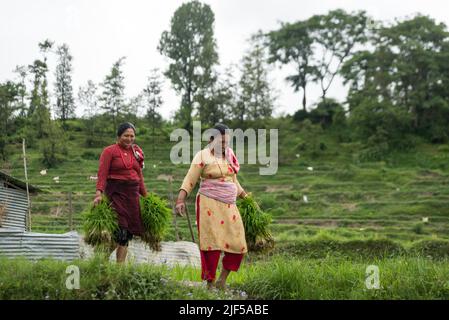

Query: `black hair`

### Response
(117, 122, 136, 137)
(210, 123, 229, 140)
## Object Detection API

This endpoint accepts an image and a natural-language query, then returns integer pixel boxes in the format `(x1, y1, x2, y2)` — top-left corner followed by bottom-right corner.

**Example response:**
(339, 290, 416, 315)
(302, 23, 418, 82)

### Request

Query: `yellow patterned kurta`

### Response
(180, 147, 248, 254)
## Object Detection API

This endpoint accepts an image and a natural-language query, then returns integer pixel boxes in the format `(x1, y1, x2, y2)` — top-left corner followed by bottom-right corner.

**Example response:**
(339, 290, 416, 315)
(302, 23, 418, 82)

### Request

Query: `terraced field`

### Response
(5, 130, 449, 246)
(3, 123, 449, 299)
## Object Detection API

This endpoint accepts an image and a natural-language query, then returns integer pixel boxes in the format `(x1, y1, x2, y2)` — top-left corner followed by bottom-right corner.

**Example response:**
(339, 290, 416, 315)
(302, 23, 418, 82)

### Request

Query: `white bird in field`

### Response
(153, 164, 157, 168)
(307, 167, 314, 171)
(422, 217, 429, 223)
(296, 154, 300, 158)
(303, 195, 309, 203)
(53, 176, 60, 183)
(40, 169, 47, 175)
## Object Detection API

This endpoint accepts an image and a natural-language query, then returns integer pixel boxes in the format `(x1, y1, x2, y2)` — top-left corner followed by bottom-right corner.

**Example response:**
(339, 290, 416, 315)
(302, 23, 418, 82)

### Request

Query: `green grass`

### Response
(233, 256, 449, 299)
(0, 256, 234, 300)
(2, 254, 449, 300)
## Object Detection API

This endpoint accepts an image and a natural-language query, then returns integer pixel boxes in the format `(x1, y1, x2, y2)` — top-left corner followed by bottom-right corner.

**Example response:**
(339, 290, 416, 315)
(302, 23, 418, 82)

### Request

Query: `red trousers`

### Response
(200, 250, 244, 281)
(196, 195, 244, 281)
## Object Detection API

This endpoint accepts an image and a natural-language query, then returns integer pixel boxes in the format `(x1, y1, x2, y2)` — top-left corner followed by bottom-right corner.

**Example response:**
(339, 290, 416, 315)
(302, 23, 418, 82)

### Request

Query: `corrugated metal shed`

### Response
(0, 171, 79, 262)
(0, 185, 27, 230)
(0, 229, 80, 261)
(0, 171, 40, 193)
(0, 170, 40, 231)
(79, 238, 200, 266)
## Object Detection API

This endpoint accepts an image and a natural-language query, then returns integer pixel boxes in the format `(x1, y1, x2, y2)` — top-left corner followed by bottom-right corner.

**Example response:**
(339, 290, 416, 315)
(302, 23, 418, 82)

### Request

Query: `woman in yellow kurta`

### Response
(175, 124, 248, 289)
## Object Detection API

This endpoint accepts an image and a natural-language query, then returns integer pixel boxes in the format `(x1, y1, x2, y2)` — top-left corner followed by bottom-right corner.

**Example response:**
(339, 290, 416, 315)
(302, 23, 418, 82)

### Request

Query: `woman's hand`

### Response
(176, 190, 187, 217)
(93, 190, 102, 206)
(239, 191, 249, 199)
(175, 199, 186, 217)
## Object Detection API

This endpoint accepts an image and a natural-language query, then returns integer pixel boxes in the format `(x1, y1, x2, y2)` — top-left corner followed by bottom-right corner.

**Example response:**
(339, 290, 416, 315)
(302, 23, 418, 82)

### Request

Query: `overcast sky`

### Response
(1, 0, 449, 119)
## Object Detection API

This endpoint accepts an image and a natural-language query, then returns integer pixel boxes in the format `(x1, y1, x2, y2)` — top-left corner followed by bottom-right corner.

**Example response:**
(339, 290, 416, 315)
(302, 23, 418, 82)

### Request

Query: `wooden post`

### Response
(22, 139, 31, 232)
(68, 191, 73, 231)
(168, 175, 180, 241)
(184, 205, 196, 244)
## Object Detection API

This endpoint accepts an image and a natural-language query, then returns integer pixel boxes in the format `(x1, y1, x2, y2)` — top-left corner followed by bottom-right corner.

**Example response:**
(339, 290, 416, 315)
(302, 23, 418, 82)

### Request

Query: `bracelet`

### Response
(176, 199, 185, 204)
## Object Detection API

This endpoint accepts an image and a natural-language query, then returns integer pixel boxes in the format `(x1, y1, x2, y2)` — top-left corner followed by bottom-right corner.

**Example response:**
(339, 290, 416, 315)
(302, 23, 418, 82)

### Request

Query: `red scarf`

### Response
(225, 147, 240, 174)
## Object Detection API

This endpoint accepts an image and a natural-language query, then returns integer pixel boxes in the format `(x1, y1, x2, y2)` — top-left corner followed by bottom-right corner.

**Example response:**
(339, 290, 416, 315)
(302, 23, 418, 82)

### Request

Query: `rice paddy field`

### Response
(2, 120, 449, 300)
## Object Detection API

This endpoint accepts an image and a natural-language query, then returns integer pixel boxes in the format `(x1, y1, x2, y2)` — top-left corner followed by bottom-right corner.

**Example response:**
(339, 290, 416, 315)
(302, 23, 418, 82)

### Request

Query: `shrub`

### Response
(409, 240, 449, 259)
(81, 150, 100, 160)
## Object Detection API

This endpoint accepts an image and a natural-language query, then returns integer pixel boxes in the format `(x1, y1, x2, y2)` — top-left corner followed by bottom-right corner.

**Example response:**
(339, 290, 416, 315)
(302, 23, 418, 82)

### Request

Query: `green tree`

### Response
(28, 59, 52, 141)
(13, 65, 28, 118)
(126, 94, 142, 124)
(99, 57, 128, 130)
(268, 20, 317, 111)
(54, 44, 75, 129)
(158, 0, 218, 131)
(342, 15, 449, 143)
(309, 9, 369, 101)
(0, 81, 20, 160)
(27, 40, 54, 142)
(236, 32, 275, 121)
(196, 66, 236, 126)
(40, 121, 68, 167)
(78, 80, 99, 146)
(143, 68, 163, 136)
(308, 98, 345, 128)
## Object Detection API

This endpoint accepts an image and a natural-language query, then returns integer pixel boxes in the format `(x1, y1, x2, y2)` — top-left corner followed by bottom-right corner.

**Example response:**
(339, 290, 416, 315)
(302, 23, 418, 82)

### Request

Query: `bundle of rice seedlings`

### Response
(139, 193, 172, 251)
(237, 194, 274, 252)
(82, 196, 118, 252)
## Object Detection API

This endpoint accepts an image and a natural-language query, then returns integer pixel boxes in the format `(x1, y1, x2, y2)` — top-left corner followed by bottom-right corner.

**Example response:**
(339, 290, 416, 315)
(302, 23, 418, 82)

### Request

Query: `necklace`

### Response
(214, 153, 227, 179)
(209, 145, 227, 180)
(116, 144, 134, 169)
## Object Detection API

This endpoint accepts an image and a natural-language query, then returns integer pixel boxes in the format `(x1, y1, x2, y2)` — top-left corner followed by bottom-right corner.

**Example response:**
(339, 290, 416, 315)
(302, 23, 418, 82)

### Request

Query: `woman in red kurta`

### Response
(93, 122, 147, 263)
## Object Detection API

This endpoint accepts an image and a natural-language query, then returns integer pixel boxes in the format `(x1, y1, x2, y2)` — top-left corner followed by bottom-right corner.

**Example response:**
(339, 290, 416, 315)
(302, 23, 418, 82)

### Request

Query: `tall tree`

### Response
(158, 0, 218, 131)
(54, 43, 75, 129)
(78, 80, 99, 146)
(268, 20, 317, 111)
(237, 32, 275, 121)
(197, 66, 236, 125)
(309, 9, 369, 101)
(341, 15, 449, 143)
(0, 81, 20, 160)
(79, 80, 98, 118)
(126, 94, 142, 124)
(99, 57, 127, 130)
(143, 68, 163, 136)
(28, 40, 54, 139)
(13, 65, 28, 117)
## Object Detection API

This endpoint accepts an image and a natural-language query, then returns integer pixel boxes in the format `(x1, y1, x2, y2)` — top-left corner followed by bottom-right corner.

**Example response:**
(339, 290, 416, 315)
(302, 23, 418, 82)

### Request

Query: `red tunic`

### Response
(96, 144, 147, 196)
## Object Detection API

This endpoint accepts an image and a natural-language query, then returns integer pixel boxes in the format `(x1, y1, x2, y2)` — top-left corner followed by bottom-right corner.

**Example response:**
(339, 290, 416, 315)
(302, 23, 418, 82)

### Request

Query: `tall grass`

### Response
(0, 256, 227, 300)
(2, 255, 449, 299)
(234, 256, 449, 299)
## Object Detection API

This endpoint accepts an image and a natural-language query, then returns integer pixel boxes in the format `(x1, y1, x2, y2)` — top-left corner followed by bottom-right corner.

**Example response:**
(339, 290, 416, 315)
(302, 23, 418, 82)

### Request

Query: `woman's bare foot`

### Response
(206, 280, 215, 290)
(214, 280, 227, 290)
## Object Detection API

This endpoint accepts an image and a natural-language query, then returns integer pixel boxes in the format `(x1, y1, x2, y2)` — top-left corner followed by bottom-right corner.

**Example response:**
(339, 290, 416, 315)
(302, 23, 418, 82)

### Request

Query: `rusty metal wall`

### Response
(0, 229, 80, 261)
(0, 183, 27, 231)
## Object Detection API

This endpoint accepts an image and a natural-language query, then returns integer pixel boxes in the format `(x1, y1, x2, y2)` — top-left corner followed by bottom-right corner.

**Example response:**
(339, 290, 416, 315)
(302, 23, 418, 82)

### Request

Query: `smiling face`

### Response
(210, 133, 229, 156)
(117, 128, 135, 149)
